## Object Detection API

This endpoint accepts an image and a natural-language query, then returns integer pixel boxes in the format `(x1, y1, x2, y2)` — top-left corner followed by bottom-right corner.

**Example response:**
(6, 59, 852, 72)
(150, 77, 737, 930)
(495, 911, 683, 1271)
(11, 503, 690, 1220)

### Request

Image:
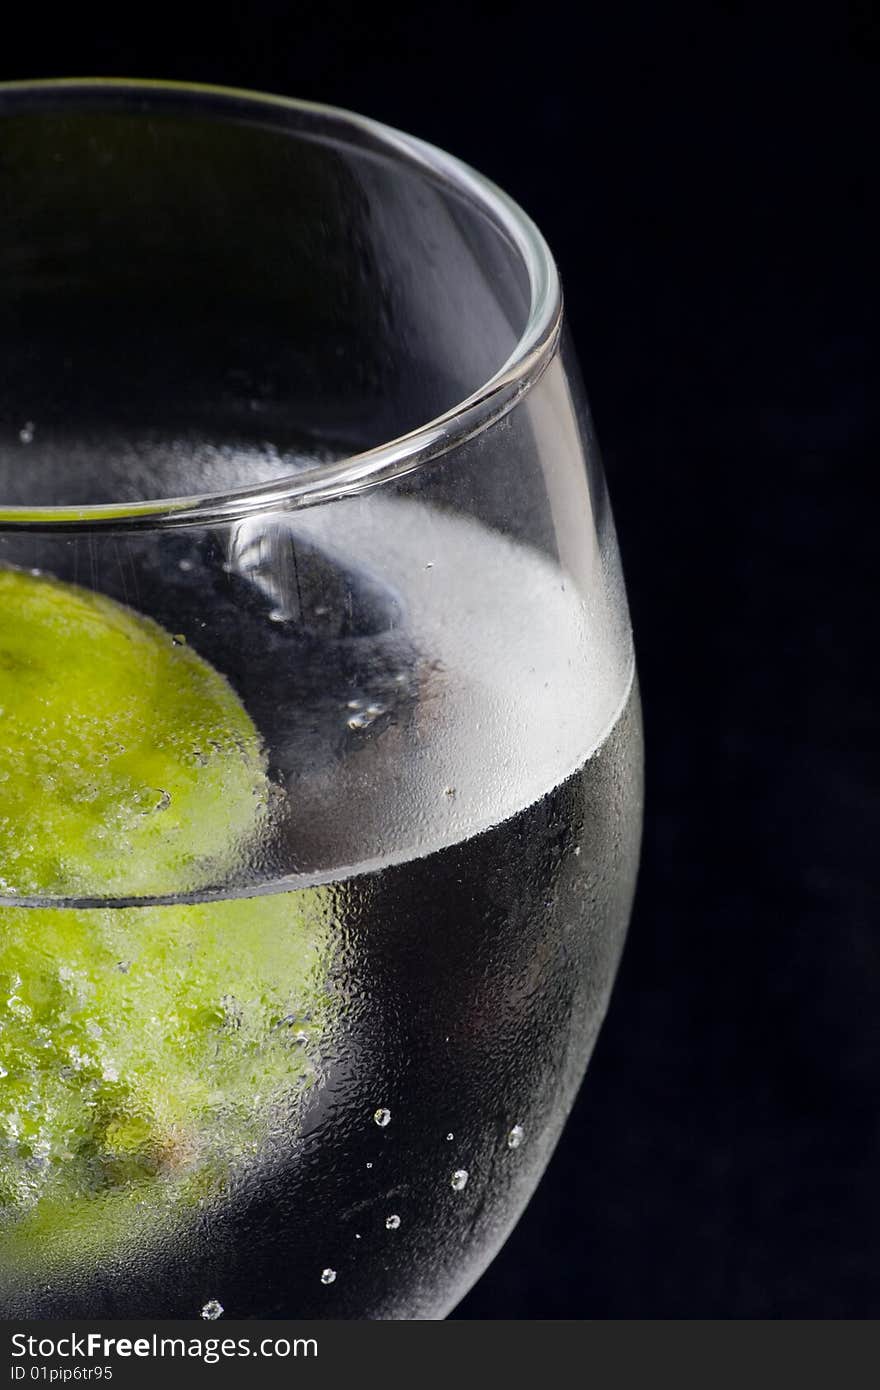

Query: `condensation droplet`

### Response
(320, 1268, 336, 1285)
(19, 422, 35, 445)
(201, 1299, 223, 1320)
(507, 1124, 525, 1150)
(385, 1214, 401, 1230)
(374, 1107, 391, 1128)
(451, 1169, 469, 1192)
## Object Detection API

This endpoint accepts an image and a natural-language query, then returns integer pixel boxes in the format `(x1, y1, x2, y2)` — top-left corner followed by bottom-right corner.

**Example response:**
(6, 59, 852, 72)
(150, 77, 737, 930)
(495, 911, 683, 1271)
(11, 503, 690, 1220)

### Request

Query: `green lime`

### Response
(0, 567, 327, 1272)
(0, 565, 271, 898)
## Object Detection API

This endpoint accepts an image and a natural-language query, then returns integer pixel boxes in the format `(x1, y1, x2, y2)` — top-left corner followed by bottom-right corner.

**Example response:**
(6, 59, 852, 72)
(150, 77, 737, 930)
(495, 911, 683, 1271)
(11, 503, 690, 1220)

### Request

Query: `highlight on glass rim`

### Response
(0, 78, 642, 1319)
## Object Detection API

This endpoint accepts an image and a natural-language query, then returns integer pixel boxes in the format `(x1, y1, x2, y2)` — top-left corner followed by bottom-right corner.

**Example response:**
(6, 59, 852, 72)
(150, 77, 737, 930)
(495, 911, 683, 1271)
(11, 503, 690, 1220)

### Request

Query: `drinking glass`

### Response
(0, 79, 642, 1319)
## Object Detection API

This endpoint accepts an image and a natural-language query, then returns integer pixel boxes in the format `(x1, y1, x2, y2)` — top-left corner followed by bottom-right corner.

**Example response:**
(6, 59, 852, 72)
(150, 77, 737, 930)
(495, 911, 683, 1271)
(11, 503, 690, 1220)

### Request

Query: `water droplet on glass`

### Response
(451, 1169, 469, 1192)
(201, 1299, 223, 1320)
(374, 1107, 391, 1128)
(320, 1268, 336, 1285)
(18, 422, 35, 445)
(507, 1124, 525, 1150)
(385, 1214, 401, 1230)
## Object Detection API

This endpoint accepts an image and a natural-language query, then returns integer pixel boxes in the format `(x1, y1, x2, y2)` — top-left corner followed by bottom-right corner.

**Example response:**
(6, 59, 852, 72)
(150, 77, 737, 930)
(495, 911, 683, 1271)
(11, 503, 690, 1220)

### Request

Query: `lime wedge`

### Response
(0, 567, 326, 1273)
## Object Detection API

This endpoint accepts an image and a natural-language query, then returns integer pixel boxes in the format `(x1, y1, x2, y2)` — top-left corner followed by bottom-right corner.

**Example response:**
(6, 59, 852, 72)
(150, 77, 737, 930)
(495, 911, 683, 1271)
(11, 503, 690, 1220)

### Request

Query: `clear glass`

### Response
(0, 80, 642, 1319)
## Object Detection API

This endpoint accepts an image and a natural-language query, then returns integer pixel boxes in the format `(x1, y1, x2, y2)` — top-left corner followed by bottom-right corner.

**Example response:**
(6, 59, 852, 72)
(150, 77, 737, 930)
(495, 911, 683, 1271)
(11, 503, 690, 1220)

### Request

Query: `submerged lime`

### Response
(0, 567, 327, 1271)
(0, 565, 270, 898)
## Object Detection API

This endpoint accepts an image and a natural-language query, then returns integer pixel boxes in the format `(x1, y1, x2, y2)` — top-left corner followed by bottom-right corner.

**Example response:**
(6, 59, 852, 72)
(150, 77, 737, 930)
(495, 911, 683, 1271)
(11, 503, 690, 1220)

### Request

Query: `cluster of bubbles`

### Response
(201, 1110, 528, 1310)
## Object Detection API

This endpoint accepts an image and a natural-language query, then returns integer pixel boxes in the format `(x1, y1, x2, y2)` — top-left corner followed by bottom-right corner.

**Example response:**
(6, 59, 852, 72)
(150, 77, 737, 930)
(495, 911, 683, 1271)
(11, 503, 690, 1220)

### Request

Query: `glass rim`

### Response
(0, 77, 562, 531)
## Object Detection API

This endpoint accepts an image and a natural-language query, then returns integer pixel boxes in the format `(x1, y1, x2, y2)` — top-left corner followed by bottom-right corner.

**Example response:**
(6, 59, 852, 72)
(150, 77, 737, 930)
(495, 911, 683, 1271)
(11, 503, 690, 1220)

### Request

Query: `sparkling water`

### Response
(0, 493, 641, 1319)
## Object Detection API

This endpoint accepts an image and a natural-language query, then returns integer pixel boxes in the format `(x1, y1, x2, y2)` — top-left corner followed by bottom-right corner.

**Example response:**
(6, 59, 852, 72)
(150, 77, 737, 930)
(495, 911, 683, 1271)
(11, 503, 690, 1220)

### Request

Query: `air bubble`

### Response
(451, 1169, 469, 1192)
(201, 1299, 223, 1320)
(446, 1133, 454, 1141)
(320, 1268, 336, 1285)
(385, 1214, 401, 1230)
(18, 422, 35, 445)
(348, 702, 388, 732)
(507, 1124, 525, 1150)
(374, 1107, 391, 1128)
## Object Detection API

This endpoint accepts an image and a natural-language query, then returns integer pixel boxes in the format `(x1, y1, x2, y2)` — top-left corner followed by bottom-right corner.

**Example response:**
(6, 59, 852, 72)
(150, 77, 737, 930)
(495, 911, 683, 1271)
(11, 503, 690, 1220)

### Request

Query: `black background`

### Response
(2, 2, 875, 1318)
